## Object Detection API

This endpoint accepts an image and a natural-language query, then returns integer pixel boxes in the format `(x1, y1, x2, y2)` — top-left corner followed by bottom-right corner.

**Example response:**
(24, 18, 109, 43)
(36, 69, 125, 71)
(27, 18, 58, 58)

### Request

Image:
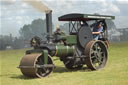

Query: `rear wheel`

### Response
(85, 40, 108, 70)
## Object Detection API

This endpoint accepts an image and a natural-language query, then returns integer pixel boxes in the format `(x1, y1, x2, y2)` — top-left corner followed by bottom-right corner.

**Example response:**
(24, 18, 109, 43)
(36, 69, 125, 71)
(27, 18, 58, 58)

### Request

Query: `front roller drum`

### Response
(85, 40, 108, 70)
(19, 53, 54, 78)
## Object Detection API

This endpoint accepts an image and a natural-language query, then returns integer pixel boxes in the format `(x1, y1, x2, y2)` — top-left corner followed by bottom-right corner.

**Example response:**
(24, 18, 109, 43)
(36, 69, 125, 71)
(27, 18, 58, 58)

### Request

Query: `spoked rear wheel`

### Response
(85, 40, 108, 70)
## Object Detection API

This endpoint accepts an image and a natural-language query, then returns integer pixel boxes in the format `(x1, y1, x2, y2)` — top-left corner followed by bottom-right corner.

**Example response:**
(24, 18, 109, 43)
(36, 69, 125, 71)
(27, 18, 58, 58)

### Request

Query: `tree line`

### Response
(0, 34, 24, 50)
(0, 18, 47, 50)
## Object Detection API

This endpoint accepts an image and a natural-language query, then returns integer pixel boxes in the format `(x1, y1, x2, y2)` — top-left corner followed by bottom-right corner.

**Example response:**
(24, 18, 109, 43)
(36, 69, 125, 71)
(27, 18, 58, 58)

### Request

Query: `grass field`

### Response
(0, 42, 128, 85)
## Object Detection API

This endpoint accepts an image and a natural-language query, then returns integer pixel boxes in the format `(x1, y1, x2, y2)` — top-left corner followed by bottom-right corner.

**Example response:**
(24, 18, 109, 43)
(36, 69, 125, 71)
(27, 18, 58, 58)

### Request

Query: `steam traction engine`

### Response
(19, 12, 115, 78)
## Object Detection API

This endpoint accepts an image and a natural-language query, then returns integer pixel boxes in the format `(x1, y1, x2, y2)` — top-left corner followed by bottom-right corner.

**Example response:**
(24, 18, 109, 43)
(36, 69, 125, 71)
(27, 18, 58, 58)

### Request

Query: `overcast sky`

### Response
(0, 0, 128, 36)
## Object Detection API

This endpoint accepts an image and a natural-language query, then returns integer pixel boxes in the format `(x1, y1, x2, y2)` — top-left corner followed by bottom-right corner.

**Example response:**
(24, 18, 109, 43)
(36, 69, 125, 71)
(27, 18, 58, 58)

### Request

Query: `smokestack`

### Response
(46, 11, 52, 43)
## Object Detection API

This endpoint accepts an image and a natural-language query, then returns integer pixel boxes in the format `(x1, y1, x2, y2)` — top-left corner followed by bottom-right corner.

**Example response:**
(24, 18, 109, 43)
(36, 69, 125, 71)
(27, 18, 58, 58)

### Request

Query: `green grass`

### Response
(0, 42, 128, 85)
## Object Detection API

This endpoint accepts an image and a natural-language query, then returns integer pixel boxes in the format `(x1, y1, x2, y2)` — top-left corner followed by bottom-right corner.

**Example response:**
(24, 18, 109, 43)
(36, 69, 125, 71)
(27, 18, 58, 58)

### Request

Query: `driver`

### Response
(92, 23, 103, 40)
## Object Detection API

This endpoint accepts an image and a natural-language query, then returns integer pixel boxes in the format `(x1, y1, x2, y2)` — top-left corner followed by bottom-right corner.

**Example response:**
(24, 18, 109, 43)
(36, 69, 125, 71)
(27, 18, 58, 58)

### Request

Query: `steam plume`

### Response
(23, 0, 52, 13)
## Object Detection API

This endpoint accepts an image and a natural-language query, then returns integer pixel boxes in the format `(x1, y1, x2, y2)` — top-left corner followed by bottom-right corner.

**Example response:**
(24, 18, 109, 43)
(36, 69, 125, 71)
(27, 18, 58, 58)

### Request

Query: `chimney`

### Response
(46, 10, 52, 43)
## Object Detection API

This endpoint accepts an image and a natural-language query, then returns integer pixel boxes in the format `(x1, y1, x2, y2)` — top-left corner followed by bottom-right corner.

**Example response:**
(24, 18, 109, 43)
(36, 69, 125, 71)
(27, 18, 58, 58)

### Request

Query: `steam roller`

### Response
(18, 11, 115, 78)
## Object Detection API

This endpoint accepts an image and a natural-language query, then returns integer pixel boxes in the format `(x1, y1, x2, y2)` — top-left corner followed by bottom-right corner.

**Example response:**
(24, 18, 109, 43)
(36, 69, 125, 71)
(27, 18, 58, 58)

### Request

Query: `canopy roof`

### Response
(58, 13, 115, 21)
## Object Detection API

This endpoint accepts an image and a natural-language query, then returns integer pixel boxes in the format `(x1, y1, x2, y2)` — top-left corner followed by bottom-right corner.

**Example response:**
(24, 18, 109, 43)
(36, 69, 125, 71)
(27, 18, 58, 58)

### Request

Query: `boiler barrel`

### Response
(55, 45, 75, 57)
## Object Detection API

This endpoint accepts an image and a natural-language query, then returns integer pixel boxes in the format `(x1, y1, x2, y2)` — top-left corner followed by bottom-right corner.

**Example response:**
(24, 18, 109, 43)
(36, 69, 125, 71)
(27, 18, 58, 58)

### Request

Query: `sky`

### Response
(0, 0, 128, 37)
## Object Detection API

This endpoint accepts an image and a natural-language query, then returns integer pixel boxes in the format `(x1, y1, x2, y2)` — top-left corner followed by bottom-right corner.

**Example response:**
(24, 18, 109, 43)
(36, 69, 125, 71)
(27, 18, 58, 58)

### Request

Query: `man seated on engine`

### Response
(92, 22, 103, 40)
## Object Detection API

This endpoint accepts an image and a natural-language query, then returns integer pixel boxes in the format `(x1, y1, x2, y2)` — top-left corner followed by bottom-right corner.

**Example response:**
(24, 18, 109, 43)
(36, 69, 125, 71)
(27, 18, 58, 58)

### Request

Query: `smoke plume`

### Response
(23, 0, 52, 13)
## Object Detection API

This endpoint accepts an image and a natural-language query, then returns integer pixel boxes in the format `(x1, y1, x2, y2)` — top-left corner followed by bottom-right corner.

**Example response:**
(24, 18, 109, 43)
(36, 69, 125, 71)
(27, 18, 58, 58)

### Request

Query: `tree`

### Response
(31, 18, 46, 36)
(19, 24, 33, 40)
(19, 18, 47, 40)
(12, 37, 24, 49)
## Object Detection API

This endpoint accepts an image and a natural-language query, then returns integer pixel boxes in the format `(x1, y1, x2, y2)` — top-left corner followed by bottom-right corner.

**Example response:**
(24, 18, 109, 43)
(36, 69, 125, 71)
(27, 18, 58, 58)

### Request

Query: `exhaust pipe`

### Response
(46, 11, 52, 43)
